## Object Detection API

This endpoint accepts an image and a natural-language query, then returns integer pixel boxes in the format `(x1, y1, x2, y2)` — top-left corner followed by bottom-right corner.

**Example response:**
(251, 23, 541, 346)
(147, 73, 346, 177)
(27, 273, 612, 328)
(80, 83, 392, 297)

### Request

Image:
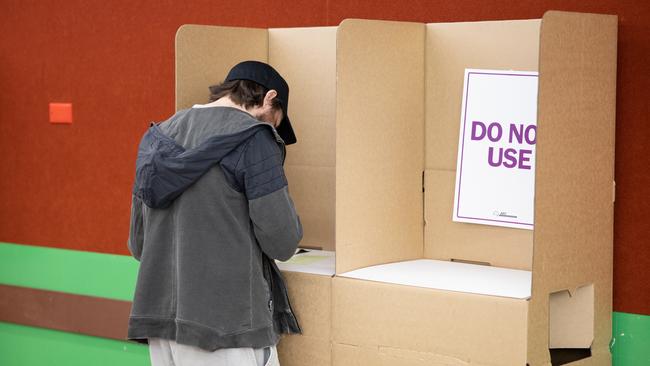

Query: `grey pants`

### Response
(148, 337, 280, 366)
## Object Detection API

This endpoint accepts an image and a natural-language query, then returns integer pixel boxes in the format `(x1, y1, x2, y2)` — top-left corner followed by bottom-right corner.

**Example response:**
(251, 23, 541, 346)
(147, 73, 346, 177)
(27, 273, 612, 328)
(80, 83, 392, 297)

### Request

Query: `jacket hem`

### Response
(127, 316, 280, 351)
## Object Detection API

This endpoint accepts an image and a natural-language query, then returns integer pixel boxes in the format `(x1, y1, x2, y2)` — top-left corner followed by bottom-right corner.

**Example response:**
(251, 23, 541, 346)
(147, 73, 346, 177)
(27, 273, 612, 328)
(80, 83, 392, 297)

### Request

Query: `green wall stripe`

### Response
(0, 321, 149, 366)
(612, 311, 650, 365)
(0, 242, 139, 301)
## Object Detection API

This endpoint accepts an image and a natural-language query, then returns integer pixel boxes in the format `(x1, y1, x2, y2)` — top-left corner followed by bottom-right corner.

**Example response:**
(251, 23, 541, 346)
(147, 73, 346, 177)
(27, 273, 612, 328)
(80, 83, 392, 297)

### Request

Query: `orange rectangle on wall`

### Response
(49, 103, 73, 124)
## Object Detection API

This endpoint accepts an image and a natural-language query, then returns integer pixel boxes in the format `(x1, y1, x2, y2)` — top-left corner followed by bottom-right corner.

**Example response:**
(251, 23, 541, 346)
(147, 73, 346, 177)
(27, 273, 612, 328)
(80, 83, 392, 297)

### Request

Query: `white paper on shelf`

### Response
(339, 259, 531, 299)
(275, 249, 336, 276)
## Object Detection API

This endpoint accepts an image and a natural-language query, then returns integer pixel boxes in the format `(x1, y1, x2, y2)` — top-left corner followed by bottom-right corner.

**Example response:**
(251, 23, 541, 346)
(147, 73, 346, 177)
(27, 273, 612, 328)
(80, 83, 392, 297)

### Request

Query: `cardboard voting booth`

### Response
(175, 10, 617, 366)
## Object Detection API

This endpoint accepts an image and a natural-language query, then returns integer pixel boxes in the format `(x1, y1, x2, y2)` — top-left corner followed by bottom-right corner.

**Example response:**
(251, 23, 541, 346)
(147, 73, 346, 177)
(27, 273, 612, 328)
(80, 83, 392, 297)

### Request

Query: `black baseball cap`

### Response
(225, 61, 296, 145)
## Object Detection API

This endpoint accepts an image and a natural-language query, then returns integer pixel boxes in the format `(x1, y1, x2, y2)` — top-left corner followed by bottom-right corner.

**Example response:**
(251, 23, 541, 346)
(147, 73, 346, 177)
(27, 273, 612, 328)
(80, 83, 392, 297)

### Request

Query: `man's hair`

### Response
(208, 79, 282, 111)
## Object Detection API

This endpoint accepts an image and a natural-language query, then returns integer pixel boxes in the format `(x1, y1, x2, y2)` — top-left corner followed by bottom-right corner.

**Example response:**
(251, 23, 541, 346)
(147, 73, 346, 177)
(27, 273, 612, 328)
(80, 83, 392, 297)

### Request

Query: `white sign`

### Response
(453, 69, 539, 230)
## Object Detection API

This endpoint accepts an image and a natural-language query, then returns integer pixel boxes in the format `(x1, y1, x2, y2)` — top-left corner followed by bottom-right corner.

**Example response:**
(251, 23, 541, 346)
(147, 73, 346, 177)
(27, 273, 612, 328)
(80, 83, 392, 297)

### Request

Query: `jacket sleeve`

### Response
(237, 128, 303, 261)
(127, 193, 145, 261)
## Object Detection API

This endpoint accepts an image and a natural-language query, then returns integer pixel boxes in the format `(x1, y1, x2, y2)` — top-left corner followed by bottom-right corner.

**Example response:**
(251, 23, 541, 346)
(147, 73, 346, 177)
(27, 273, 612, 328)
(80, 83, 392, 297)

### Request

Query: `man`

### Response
(126, 60, 303, 366)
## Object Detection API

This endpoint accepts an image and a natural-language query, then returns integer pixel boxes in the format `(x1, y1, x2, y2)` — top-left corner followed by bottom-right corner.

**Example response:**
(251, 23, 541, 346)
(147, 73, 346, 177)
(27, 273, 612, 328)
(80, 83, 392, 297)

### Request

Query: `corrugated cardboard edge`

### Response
(335, 19, 425, 274)
(527, 10, 617, 365)
(175, 24, 268, 111)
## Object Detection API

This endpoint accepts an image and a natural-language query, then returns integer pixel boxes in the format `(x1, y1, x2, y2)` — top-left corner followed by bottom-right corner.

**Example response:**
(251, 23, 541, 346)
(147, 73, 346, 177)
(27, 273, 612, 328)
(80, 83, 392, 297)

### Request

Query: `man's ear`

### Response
(264, 90, 278, 106)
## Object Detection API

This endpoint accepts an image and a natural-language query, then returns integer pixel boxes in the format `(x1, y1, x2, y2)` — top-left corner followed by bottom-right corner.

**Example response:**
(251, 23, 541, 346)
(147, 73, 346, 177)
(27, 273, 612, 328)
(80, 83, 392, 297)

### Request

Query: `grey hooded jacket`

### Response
(126, 106, 303, 351)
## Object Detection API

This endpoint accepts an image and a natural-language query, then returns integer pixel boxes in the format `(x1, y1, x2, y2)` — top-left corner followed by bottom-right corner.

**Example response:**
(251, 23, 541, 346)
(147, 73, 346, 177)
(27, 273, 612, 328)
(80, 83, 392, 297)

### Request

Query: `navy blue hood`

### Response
(132, 120, 283, 209)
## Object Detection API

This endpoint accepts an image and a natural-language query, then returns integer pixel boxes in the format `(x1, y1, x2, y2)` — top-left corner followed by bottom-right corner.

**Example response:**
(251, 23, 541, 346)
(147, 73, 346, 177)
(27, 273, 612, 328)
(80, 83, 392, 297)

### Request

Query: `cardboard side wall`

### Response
(423, 20, 540, 270)
(335, 19, 425, 274)
(175, 25, 268, 110)
(527, 11, 618, 365)
(269, 27, 337, 251)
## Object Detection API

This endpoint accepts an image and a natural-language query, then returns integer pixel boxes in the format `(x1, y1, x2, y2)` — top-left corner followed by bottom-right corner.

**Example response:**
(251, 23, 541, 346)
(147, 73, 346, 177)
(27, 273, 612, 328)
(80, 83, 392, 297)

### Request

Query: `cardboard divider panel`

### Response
(269, 27, 337, 251)
(423, 19, 539, 269)
(527, 10, 617, 365)
(335, 19, 425, 274)
(424, 169, 534, 270)
(175, 25, 268, 110)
